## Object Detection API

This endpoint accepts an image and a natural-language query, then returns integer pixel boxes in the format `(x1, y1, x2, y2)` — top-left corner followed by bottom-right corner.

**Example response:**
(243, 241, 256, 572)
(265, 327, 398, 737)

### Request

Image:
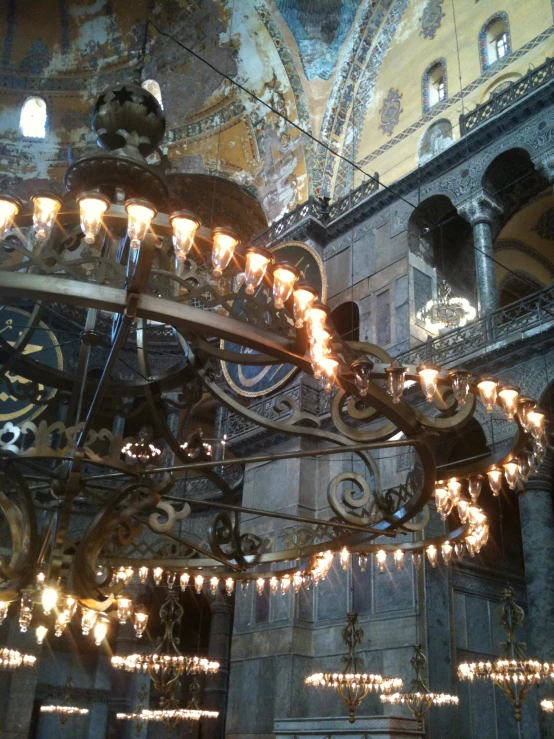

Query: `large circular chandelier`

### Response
(0, 74, 549, 674)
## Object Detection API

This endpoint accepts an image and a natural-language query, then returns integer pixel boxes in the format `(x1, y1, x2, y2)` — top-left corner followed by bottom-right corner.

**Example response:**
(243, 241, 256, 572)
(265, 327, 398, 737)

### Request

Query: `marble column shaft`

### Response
(202, 591, 234, 739)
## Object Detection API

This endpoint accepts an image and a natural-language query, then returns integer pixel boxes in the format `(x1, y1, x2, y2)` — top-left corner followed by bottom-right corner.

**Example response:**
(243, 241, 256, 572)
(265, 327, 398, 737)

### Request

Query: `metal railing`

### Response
(459, 57, 554, 135)
(396, 283, 554, 368)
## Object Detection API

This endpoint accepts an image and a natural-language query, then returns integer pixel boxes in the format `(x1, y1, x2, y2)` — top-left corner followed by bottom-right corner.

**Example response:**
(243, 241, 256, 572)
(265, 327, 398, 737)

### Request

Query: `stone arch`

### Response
(418, 119, 453, 165)
(330, 301, 360, 342)
(480, 71, 522, 103)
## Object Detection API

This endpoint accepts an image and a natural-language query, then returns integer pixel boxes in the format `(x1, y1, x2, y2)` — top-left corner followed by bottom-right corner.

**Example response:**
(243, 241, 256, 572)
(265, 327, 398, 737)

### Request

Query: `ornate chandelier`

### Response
(381, 644, 458, 729)
(39, 678, 89, 726)
(417, 280, 476, 331)
(458, 586, 554, 721)
(305, 613, 403, 723)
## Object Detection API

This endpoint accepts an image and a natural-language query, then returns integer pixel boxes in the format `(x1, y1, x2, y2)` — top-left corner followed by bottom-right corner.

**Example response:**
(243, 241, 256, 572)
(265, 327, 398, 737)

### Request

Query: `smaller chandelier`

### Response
(305, 612, 402, 723)
(40, 678, 89, 726)
(0, 648, 36, 669)
(458, 586, 554, 722)
(542, 699, 554, 712)
(122, 427, 162, 462)
(417, 280, 476, 332)
(381, 644, 458, 729)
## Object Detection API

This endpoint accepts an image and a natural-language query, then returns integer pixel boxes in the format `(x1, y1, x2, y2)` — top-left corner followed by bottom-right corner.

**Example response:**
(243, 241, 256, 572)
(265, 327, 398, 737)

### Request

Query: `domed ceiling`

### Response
(0, 0, 406, 221)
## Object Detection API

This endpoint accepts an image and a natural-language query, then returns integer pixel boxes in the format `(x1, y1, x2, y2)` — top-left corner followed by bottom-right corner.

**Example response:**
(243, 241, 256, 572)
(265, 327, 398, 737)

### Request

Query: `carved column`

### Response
(532, 153, 554, 192)
(519, 451, 554, 739)
(459, 192, 501, 316)
(202, 590, 234, 739)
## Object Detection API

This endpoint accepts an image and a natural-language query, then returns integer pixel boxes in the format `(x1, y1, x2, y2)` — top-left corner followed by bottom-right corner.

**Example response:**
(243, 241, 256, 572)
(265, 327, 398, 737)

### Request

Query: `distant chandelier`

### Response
(39, 678, 89, 726)
(381, 644, 458, 729)
(417, 280, 476, 331)
(0, 648, 36, 670)
(305, 613, 402, 723)
(458, 586, 554, 722)
(542, 699, 554, 712)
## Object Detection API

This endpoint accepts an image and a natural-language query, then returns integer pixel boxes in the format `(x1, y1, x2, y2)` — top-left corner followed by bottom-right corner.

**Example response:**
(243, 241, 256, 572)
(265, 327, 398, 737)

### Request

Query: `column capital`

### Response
(525, 449, 554, 493)
(532, 152, 554, 185)
(458, 191, 502, 226)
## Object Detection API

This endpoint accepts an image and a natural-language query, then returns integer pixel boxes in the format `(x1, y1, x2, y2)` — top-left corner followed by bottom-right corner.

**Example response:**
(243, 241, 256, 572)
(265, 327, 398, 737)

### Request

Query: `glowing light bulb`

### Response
(81, 608, 97, 636)
(376, 550, 387, 573)
(385, 363, 406, 404)
(133, 608, 148, 638)
(441, 542, 453, 565)
(503, 459, 520, 490)
(340, 547, 350, 571)
(225, 578, 234, 596)
(256, 578, 265, 596)
(351, 357, 373, 397)
(309, 327, 332, 363)
(426, 545, 438, 568)
(292, 283, 318, 328)
(42, 587, 58, 615)
(454, 542, 465, 560)
(0, 195, 21, 238)
(211, 226, 239, 277)
(269, 576, 279, 595)
(77, 192, 110, 244)
(139, 567, 148, 584)
(180, 572, 190, 591)
(358, 554, 369, 572)
(280, 575, 291, 594)
(54, 611, 68, 637)
(31, 193, 62, 242)
(292, 572, 303, 593)
(93, 617, 108, 646)
(412, 552, 422, 570)
(36, 625, 48, 645)
(36, 572, 46, 587)
(468, 476, 482, 503)
(243, 246, 272, 295)
(456, 499, 470, 523)
(487, 467, 503, 497)
(272, 263, 299, 309)
(498, 385, 520, 422)
(170, 211, 200, 260)
(194, 575, 204, 594)
(19, 592, 33, 633)
(447, 478, 462, 502)
(468, 506, 486, 529)
(448, 370, 471, 407)
(434, 485, 452, 519)
(210, 577, 219, 596)
(306, 303, 330, 341)
(417, 364, 440, 402)
(166, 572, 176, 590)
(315, 354, 339, 393)
(125, 198, 156, 250)
(393, 550, 404, 571)
(117, 595, 133, 624)
(527, 410, 546, 440)
(0, 601, 7, 625)
(477, 377, 498, 413)
(65, 595, 77, 619)
(153, 567, 163, 586)
(465, 535, 477, 557)
(517, 397, 536, 431)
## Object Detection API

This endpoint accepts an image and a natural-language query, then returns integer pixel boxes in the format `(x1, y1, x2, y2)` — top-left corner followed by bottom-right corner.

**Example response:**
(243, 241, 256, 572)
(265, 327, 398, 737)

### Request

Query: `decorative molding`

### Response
(378, 88, 403, 137)
(420, 0, 446, 40)
(422, 58, 447, 114)
(495, 238, 554, 276)
(532, 205, 554, 240)
(479, 12, 511, 74)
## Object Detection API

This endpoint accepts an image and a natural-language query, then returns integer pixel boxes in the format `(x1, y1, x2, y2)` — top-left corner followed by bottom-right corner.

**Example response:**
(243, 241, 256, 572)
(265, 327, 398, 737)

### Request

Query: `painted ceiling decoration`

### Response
(274, 0, 363, 80)
(420, 0, 445, 41)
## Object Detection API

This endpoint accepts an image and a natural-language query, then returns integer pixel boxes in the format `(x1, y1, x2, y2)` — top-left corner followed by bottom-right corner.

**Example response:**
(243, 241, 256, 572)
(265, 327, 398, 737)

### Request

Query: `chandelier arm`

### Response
(440, 426, 527, 480)
(0, 301, 45, 382)
(193, 336, 283, 365)
(0, 463, 38, 601)
(411, 392, 477, 429)
(331, 390, 398, 442)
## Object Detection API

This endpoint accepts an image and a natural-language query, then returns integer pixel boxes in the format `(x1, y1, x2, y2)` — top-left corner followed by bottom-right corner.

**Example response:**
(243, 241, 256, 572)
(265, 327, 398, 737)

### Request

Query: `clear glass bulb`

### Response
(292, 572, 303, 593)
(0, 601, 7, 625)
(454, 542, 465, 560)
(81, 608, 97, 636)
(292, 284, 317, 328)
(517, 398, 535, 431)
(42, 586, 58, 615)
(385, 364, 406, 404)
(316, 355, 339, 393)
(211, 227, 238, 277)
(280, 575, 291, 594)
(448, 370, 471, 407)
(194, 575, 204, 594)
(358, 554, 369, 572)
(456, 499, 470, 523)
(243, 247, 272, 295)
(153, 567, 163, 585)
(32, 194, 62, 242)
(412, 552, 422, 570)
(0, 196, 20, 238)
(426, 545, 438, 568)
(272, 263, 299, 309)
(77, 192, 109, 244)
(117, 596, 133, 624)
(434, 485, 450, 517)
(36, 625, 48, 645)
(54, 611, 68, 637)
(393, 549, 404, 571)
(441, 542, 453, 565)
(477, 377, 498, 413)
(340, 547, 350, 570)
(180, 572, 190, 591)
(19, 592, 33, 633)
(93, 618, 108, 646)
(225, 578, 234, 596)
(133, 609, 148, 638)
(166, 572, 176, 590)
(139, 567, 148, 584)
(468, 476, 482, 503)
(376, 550, 387, 573)
(210, 577, 219, 596)
(65, 595, 77, 619)
(527, 410, 545, 440)
(269, 576, 279, 595)
(170, 211, 200, 260)
(468, 507, 486, 529)
(498, 385, 519, 422)
(125, 199, 156, 250)
(465, 535, 477, 557)
(487, 467, 503, 496)
(447, 478, 462, 502)
(256, 577, 265, 596)
(417, 364, 440, 402)
(503, 460, 520, 490)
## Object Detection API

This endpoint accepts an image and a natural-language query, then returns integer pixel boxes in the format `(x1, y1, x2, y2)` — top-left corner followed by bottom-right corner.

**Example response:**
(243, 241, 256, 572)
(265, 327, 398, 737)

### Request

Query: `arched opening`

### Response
(141, 79, 163, 109)
(422, 59, 447, 112)
(499, 271, 544, 307)
(20, 96, 47, 139)
(330, 301, 359, 342)
(479, 13, 511, 71)
(418, 119, 453, 165)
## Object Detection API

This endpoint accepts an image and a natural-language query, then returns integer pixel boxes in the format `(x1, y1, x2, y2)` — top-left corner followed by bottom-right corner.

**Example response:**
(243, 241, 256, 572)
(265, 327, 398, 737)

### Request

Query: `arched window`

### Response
(141, 79, 163, 109)
(330, 301, 359, 342)
(20, 96, 47, 139)
(479, 14, 511, 71)
(422, 60, 447, 113)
